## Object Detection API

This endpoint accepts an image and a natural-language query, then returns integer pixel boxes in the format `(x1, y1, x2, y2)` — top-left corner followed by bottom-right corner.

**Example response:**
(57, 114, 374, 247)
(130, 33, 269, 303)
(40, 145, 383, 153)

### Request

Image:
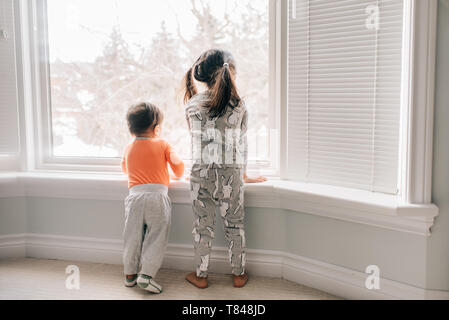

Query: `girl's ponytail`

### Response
(183, 67, 197, 104)
(209, 63, 238, 118)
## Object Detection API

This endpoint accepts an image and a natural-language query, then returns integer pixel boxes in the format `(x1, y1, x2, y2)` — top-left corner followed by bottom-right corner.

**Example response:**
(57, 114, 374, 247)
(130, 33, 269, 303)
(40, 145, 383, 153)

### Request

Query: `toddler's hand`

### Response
(243, 174, 267, 184)
(170, 174, 182, 181)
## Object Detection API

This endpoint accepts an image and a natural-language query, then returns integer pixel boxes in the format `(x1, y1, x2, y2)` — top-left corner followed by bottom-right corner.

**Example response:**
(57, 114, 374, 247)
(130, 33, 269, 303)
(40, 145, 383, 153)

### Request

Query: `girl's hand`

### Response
(243, 173, 267, 184)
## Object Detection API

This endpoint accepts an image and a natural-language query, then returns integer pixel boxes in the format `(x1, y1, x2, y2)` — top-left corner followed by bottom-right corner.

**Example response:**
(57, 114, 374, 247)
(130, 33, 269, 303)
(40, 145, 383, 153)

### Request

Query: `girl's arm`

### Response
(242, 108, 248, 174)
(243, 173, 267, 183)
(240, 106, 267, 184)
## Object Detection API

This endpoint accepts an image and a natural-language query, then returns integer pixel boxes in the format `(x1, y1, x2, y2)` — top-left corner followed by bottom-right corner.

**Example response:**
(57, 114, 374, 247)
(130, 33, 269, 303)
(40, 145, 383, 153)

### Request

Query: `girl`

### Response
(183, 49, 266, 289)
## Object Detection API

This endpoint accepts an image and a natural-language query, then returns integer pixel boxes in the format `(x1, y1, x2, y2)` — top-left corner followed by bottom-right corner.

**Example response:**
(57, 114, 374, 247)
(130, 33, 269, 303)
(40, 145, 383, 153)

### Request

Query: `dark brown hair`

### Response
(183, 49, 241, 118)
(126, 102, 163, 135)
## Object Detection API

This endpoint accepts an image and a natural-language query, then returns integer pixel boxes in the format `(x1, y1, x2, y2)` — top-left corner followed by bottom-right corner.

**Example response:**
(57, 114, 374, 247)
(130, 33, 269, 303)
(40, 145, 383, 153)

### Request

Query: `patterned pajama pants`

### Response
(190, 167, 246, 278)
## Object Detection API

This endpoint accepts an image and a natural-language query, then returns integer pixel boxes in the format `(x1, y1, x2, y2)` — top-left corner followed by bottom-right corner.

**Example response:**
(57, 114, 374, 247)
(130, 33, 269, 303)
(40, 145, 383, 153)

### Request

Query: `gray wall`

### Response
(0, 197, 27, 235)
(426, 0, 449, 291)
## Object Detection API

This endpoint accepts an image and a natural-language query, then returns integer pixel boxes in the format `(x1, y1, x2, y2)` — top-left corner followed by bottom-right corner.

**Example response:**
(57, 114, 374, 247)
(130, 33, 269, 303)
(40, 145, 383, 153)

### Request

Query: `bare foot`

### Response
(233, 273, 249, 288)
(185, 272, 208, 289)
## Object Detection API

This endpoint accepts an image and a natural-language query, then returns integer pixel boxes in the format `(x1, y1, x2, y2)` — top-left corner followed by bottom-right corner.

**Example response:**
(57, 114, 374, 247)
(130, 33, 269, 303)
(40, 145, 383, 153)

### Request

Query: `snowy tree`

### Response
(50, 0, 269, 160)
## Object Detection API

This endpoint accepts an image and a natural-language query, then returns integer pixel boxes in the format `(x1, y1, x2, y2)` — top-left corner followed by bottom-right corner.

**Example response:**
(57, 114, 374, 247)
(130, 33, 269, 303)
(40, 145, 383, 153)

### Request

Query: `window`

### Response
(38, 0, 273, 170)
(20, 0, 436, 204)
(7, 0, 437, 235)
(287, 0, 404, 194)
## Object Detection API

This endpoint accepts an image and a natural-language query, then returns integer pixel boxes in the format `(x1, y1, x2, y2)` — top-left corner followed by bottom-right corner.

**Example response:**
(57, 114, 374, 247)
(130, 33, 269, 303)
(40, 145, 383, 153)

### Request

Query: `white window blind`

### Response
(287, 0, 403, 194)
(0, 0, 20, 155)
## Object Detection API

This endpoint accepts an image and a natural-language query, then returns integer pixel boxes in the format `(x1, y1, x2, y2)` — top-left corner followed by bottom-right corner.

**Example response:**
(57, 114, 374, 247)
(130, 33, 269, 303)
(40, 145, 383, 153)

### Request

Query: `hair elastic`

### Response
(223, 63, 229, 68)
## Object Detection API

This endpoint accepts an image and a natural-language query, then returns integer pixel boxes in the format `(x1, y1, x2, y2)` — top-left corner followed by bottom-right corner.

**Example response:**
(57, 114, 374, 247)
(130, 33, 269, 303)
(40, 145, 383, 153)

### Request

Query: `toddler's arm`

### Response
(121, 144, 131, 174)
(165, 142, 185, 178)
(121, 152, 127, 174)
(121, 158, 127, 174)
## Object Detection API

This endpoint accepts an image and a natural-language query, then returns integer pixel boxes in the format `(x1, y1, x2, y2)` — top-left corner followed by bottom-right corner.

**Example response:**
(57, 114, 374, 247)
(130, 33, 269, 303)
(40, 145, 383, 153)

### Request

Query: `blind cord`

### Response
(1, 0, 6, 29)
(0, 0, 8, 41)
(370, 0, 380, 192)
(305, 0, 310, 181)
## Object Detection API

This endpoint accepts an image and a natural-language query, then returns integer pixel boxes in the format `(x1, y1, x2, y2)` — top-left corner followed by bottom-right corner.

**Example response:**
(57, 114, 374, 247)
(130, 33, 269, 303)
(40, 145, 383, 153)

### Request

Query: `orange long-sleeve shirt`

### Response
(121, 138, 184, 188)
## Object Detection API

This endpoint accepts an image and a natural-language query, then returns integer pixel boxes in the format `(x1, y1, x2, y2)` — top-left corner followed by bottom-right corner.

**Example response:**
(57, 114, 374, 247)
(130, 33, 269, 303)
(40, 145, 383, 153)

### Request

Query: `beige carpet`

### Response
(0, 258, 340, 300)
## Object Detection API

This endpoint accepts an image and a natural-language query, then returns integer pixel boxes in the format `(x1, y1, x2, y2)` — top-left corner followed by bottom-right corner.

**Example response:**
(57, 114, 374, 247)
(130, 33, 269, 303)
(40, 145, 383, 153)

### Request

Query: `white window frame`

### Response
(398, 0, 438, 205)
(16, 0, 280, 174)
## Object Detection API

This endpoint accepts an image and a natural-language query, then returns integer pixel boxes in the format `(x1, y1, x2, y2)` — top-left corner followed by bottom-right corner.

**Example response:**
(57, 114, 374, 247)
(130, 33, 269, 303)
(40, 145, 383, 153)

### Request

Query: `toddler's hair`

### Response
(126, 102, 163, 135)
(183, 49, 241, 118)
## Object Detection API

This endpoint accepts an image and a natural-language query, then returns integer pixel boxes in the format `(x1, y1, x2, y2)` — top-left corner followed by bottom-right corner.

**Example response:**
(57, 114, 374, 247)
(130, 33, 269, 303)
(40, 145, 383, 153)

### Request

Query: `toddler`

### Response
(121, 102, 184, 293)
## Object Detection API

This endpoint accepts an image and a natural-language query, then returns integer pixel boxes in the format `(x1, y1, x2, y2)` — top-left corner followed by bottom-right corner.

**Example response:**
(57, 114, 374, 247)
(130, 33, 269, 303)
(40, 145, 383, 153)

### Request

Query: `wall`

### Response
(426, 0, 449, 291)
(0, 197, 26, 235)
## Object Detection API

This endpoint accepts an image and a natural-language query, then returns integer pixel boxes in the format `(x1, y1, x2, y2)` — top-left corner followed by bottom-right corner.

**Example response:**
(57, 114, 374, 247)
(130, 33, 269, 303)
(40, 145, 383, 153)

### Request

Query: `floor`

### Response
(0, 258, 340, 300)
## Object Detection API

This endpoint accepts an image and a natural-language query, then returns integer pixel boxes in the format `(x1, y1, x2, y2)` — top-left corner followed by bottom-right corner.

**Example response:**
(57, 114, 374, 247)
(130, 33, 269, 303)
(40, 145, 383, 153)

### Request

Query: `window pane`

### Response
(46, 0, 269, 161)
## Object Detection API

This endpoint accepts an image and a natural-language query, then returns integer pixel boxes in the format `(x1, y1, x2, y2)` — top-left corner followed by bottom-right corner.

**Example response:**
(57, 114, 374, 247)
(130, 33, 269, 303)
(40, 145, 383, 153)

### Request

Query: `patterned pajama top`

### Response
(185, 91, 248, 173)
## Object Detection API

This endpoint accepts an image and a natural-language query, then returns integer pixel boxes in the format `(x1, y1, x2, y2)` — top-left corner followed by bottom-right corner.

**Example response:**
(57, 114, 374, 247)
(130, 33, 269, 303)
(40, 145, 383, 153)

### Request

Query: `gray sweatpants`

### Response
(123, 184, 171, 277)
(190, 167, 246, 278)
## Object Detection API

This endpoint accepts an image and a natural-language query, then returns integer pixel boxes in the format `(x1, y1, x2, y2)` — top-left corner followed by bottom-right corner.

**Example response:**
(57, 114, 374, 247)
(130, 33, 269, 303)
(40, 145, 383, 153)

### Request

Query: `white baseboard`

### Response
(0, 234, 26, 258)
(0, 233, 448, 300)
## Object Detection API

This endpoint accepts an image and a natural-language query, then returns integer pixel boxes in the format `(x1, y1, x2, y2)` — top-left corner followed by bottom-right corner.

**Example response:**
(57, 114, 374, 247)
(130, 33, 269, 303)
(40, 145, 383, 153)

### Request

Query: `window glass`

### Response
(46, 0, 270, 162)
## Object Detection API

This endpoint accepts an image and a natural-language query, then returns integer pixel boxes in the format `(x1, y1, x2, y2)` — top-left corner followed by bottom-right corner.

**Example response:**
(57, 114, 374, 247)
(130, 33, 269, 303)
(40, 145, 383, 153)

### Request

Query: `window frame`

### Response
(397, 0, 438, 204)
(21, 0, 280, 175)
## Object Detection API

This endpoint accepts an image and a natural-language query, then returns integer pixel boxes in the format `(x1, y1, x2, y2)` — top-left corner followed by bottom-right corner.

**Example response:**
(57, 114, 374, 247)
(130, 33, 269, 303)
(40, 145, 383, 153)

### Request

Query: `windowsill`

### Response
(0, 171, 438, 236)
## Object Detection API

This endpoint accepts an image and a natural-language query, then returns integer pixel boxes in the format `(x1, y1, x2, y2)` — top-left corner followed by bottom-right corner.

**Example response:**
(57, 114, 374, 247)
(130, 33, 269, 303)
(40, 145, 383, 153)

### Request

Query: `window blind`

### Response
(287, 0, 403, 194)
(0, 0, 20, 155)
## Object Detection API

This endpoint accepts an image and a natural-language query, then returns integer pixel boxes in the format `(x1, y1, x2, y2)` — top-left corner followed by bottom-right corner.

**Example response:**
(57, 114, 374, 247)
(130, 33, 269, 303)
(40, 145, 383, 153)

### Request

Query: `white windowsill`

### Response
(0, 171, 438, 236)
